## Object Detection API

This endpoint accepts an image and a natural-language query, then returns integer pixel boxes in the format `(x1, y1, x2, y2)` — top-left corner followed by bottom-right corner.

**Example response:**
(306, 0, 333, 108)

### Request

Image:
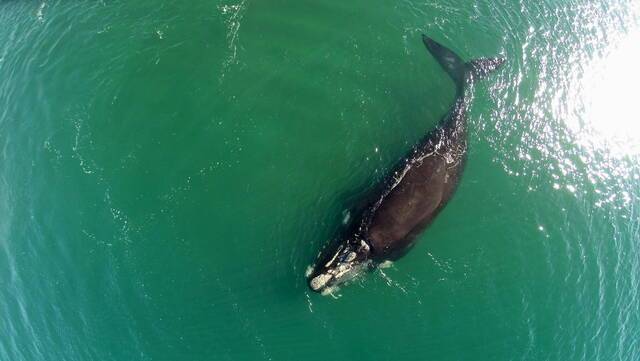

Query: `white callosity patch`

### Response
(309, 274, 332, 291)
(309, 238, 373, 294)
(344, 252, 357, 263)
(312, 258, 372, 296)
(304, 265, 314, 278)
(323, 246, 343, 268)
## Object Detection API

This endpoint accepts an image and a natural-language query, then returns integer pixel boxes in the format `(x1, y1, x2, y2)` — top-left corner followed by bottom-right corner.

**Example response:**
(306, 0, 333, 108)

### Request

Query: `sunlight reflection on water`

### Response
(575, 29, 640, 157)
(487, 9, 640, 212)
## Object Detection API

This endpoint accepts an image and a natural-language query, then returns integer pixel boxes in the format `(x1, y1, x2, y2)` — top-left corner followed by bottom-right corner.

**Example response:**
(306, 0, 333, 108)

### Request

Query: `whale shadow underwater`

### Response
(307, 34, 505, 294)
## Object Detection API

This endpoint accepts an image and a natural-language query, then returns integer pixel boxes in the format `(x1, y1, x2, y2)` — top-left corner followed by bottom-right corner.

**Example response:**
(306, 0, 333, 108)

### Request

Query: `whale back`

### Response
(308, 35, 506, 292)
(360, 36, 505, 259)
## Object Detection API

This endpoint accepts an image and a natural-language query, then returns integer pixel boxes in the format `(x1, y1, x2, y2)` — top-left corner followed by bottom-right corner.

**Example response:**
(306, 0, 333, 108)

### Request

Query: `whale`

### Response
(308, 35, 505, 293)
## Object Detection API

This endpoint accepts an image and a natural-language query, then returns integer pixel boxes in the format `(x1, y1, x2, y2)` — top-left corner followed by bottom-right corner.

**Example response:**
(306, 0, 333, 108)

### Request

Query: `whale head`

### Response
(308, 237, 372, 294)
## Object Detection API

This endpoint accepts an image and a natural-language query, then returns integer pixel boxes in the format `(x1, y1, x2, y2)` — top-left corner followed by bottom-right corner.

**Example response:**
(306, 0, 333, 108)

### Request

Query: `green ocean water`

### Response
(1, 0, 640, 360)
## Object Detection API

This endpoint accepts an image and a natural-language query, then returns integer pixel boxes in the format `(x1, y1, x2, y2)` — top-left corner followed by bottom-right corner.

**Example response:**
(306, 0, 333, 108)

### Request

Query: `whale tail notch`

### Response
(421, 34, 504, 92)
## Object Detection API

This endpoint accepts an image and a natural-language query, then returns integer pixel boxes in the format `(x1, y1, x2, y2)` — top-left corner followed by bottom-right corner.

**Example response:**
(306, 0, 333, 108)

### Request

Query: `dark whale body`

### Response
(308, 35, 504, 293)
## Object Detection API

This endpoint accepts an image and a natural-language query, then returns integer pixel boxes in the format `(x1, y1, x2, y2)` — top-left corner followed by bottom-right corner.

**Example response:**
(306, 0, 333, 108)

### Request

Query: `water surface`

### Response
(1, 1, 639, 360)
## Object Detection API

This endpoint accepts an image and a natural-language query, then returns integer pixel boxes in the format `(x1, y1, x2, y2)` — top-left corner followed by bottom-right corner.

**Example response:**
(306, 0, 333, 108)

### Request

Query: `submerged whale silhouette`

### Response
(308, 35, 505, 293)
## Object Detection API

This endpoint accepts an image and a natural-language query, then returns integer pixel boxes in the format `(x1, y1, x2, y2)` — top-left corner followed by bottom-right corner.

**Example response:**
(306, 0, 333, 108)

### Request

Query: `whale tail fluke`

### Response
(421, 34, 504, 91)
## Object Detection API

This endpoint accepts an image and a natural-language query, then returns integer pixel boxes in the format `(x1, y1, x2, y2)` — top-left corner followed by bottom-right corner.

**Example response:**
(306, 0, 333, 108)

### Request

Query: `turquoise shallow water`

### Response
(1, 1, 640, 360)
